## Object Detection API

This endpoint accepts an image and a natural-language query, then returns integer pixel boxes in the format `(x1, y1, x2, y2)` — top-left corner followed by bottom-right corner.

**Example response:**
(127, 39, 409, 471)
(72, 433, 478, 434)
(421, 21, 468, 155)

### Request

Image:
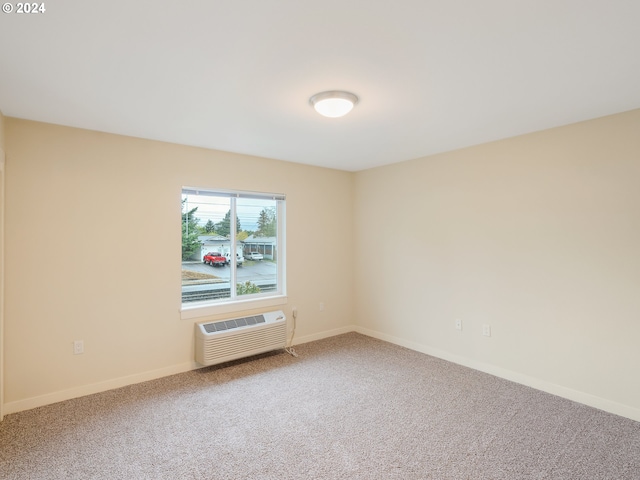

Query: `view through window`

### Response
(181, 188, 285, 306)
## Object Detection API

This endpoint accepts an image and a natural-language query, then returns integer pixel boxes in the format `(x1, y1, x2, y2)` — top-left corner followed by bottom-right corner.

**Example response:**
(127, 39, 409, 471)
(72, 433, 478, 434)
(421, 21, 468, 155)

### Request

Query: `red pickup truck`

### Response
(203, 251, 227, 267)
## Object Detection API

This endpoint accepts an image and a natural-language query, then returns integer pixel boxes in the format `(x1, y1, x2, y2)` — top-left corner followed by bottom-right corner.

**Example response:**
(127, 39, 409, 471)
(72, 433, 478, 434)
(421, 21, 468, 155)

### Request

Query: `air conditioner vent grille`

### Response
(203, 314, 266, 333)
(195, 311, 286, 366)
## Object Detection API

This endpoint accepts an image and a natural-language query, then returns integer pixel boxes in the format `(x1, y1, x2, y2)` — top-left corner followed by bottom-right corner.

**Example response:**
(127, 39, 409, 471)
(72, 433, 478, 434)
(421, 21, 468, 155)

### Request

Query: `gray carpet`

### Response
(1, 333, 639, 479)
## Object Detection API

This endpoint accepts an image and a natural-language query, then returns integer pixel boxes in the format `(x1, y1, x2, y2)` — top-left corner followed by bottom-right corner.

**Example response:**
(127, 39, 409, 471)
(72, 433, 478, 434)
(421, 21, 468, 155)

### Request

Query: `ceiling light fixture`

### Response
(309, 91, 359, 118)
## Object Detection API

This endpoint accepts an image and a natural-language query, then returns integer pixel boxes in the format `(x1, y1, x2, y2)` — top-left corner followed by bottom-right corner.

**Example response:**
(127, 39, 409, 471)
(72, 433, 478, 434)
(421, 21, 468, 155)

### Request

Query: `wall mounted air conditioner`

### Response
(194, 310, 287, 366)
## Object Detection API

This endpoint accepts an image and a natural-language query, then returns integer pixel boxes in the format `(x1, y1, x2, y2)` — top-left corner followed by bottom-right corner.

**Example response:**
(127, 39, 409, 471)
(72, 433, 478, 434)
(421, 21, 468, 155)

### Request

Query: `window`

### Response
(181, 187, 286, 318)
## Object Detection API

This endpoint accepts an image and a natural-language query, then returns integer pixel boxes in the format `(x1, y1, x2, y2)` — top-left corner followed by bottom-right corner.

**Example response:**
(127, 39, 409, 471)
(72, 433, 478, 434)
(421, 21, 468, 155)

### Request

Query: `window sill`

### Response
(180, 295, 288, 320)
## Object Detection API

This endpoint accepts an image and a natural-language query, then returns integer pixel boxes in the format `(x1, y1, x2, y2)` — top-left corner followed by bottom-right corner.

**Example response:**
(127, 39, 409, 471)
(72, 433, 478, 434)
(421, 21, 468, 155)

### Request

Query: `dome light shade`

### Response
(309, 91, 359, 118)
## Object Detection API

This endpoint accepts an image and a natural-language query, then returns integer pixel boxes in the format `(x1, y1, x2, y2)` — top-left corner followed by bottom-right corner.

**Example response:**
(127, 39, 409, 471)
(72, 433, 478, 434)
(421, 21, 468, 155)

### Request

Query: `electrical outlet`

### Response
(482, 324, 491, 337)
(292, 307, 298, 319)
(455, 319, 462, 331)
(319, 302, 325, 311)
(73, 340, 84, 355)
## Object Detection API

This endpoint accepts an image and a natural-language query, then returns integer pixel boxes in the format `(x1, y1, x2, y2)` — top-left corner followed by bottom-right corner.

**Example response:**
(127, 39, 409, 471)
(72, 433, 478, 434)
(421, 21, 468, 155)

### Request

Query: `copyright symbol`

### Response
(2, 3, 12, 13)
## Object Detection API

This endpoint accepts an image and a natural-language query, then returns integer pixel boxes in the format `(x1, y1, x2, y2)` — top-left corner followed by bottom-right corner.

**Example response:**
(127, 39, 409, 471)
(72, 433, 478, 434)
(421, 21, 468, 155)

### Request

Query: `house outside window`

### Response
(181, 187, 286, 318)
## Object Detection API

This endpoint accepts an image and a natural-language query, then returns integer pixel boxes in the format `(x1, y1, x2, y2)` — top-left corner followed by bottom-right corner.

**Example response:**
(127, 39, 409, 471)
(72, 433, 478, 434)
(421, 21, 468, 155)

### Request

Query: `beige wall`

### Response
(354, 108, 640, 420)
(0, 110, 5, 148)
(0, 110, 5, 419)
(4, 109, 640, 421)
(3, 119, 354, 411)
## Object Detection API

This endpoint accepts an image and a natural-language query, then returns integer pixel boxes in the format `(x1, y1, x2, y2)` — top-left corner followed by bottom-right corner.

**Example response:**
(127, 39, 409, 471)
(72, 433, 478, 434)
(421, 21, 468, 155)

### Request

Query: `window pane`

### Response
(181, 193, 232, 303)
(236, 198, 278, 297)
(181, 187, 284, 308)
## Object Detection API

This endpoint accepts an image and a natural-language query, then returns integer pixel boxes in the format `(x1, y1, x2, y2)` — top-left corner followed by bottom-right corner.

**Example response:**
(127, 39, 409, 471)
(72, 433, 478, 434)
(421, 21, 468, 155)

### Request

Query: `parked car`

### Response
(203, 251, 226, 266)
(225, 252, 244, 266)
(246, 252, 263, 260)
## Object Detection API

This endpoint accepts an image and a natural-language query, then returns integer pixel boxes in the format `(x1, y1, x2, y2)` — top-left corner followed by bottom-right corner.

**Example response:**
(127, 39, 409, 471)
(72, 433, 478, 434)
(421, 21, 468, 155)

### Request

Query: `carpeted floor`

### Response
(1, 332, 639, 479)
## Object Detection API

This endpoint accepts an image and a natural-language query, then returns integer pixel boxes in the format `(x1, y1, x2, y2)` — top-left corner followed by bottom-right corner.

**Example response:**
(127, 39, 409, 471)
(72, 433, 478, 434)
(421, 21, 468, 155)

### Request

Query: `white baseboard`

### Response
(3, 361, 199, 416)
(293, 325, 357, 346)
(354, 325, 640, 423)
(5, 324, 640, 423)
(2, 326, 358, 416)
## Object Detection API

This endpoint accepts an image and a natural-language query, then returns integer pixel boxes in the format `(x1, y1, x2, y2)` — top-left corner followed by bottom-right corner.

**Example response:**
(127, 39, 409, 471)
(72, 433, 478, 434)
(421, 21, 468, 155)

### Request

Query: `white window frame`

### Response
(180, 187, 287, 320)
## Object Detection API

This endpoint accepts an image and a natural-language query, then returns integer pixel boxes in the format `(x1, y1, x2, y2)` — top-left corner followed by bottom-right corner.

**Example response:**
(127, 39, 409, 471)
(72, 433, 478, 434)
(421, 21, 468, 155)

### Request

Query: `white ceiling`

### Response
(1, 1, 639, 171)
